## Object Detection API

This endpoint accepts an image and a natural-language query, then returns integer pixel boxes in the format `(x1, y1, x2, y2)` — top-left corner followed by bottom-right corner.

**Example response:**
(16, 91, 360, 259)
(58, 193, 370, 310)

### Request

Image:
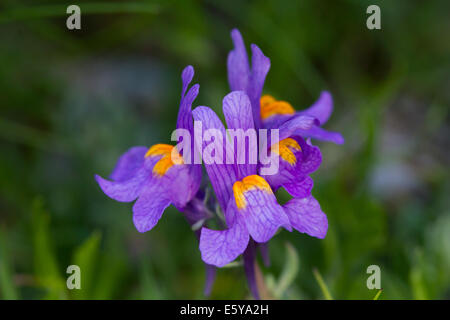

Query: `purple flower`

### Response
(94, 28, 341, 299)
(193, 91, 327, 269)
(227, 29, 344, 145)
(95, 66, 218, 295)
(95, 66, 202, 233)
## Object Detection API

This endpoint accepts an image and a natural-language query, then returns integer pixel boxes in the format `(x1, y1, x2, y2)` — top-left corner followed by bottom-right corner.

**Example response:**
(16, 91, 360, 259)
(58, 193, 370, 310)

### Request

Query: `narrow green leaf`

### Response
(313, 268, 333, 300)
(93, 235, 127, 299)
(70, 231, 102, 300)
(273, 242, 299, 298)
(140, 257, 163, 300)
(409, 248, 429, 300)
(373, 289, 383, 300)
(0, 228, 19, 299)
(222, 261, 243, 268)
(31, 198, 66, 299)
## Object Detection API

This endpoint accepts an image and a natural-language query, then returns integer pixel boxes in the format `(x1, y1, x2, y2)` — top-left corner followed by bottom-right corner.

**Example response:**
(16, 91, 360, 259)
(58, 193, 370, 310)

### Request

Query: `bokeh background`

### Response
(0, 0, 449, 300)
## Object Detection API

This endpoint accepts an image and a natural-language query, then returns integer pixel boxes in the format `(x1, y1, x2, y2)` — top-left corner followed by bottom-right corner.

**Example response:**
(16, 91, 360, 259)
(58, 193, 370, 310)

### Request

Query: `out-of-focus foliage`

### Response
(0, 0, 448, 299)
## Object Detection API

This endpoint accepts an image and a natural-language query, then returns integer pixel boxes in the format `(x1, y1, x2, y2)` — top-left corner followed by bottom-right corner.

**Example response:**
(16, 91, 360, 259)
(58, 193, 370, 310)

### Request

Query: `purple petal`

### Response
(155, 68, 201, 188)
(199, 210, 249, 267)
(283, 175, 314, 198)
(227, 29, 250, 92)
(177, 66, 199, 135)
(222, 91, 257, 178)
(192, 106, 238, 213)
(296, 137, 322, 175)
(223, 91, 254, 131)
(299, 91, 333, 125)
(226, 30, 270, 130)
(283, 196, 328, 239)
(177, 66, 200, 171)
(295, 125, 344, 144)
(95, 161, 152, 202)
(109, 146, 147, 182)
(177, 84, 199, 132)
(278, 115, 319, 141)
(271, 136, 322, 177)
(181, 65, 194, 97)
(162, 163, 201, 209)
(132, 183, 171, 233)
(261, 137, 321, 198)
(247, 44, 270, 129)
(262, 114, 292, 130)
(237, 177, 292, 243)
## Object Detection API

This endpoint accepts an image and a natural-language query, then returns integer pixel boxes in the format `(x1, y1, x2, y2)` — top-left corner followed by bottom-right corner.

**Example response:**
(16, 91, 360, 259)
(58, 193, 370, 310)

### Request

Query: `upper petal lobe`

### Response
(192, 106, 238, 213)
(298, 91, 333, 125)
(227, 29, 250, 92)
(109, 146, 148, 182)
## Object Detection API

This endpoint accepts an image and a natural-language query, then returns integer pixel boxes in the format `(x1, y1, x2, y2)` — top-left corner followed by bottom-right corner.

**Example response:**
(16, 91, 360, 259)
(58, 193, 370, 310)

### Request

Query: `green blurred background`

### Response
(0, 0, 449, 300)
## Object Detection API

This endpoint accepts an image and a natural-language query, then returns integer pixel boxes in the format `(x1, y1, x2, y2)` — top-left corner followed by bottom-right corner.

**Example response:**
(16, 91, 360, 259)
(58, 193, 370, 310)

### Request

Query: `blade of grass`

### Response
(0, 228, 19, 299)
(93, 234, 127, 299)
(313, 268, 333, 300)
(140, 256, 163, 300)
(410, 248, 429, 300)
(31, 198, 66, 299)
(70, 231, 102, 300)
(273, 242, 299, 298)
(373, 289, 383, 300)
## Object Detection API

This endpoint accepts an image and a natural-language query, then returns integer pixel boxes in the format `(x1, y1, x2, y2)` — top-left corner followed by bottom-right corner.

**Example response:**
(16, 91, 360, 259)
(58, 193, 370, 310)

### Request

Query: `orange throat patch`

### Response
(145, 144, 184, 176)
(232, 175, 273, 210)
(260, 95, 295, 120)
(271, 138, 302, 165)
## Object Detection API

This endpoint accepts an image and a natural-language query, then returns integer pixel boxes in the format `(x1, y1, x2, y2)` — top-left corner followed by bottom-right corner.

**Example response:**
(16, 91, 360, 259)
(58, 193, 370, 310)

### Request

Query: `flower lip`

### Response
(232, 175, 272, 210)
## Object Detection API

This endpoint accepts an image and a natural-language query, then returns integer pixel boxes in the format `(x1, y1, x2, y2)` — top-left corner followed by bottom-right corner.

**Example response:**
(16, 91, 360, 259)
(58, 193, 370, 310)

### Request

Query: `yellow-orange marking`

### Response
(232, 175, 273, 209)
(145, 144, 184, 176)
(260, 95, 295, 120)
(271, 138, 302, 165)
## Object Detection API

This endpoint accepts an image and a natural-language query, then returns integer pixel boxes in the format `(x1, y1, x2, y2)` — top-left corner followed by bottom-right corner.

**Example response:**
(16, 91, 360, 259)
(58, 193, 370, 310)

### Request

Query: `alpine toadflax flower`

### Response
(95, 66, 202, 233)
(95, 28, 343, 300)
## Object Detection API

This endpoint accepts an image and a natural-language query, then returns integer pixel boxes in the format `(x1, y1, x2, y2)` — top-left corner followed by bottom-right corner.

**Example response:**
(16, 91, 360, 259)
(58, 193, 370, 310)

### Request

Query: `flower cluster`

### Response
(95, 29, 343, 298)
